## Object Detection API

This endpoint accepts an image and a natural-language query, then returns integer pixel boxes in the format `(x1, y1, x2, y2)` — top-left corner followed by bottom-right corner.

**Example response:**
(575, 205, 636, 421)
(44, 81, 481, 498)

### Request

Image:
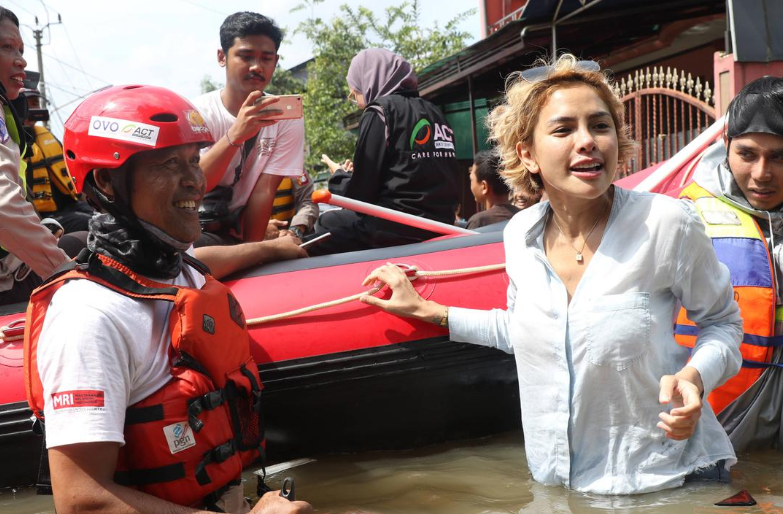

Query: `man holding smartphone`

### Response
(195, 11, 305, 246)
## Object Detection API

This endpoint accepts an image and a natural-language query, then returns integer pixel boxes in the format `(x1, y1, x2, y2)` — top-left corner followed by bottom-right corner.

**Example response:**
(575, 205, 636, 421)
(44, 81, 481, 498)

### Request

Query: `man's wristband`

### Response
(225, 132, 242, 148)
(290, 226, 304, 239)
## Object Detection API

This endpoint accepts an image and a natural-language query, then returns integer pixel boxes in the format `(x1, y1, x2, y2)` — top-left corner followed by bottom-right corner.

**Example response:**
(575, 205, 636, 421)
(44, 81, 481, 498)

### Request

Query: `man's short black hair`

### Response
(0, 7, 19, 27)
(220, 12, 282, 53)
(727, 76, 783, 142)
(473, 149, 510, 196)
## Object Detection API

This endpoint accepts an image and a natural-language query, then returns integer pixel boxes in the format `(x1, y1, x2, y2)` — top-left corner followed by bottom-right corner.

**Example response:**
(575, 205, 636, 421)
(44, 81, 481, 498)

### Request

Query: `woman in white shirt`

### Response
(360, 54, 743, 495)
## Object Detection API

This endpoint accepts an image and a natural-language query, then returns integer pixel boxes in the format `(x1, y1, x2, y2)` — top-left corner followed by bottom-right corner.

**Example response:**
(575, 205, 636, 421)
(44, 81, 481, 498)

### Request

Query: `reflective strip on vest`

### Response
(270, 177, 295, 222)
(27, 125, 78, 212)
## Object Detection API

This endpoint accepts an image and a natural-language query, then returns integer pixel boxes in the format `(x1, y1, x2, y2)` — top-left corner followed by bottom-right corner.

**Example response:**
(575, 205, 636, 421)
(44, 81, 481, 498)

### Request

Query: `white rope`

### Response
(246, 262, 506, 326)
(246, 286, 381, 325)
(0, 321, 25, 344)
(413, 263, 506, 277)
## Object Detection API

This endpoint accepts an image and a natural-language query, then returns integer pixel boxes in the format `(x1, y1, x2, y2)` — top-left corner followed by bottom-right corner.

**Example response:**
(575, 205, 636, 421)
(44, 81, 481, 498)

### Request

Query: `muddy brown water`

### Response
(2, 431, 782, 514)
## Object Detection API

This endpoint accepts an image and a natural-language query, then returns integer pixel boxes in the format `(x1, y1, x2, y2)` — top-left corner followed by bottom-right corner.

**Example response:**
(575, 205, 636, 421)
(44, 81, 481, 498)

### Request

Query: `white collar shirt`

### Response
(449, 186, 742, 494)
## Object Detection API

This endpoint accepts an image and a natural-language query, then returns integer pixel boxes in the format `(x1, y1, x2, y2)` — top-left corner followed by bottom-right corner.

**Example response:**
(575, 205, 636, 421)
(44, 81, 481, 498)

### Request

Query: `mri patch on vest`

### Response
(163, 421, 196, 454)
(203, 314, 216, 334)
(701, 210, 741, 226)
(51, 390, 105, 410)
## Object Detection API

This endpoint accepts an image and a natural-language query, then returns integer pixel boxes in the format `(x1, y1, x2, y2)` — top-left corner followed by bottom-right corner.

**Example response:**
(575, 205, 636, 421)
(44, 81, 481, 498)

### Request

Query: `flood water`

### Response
(2, 430, 782, 514)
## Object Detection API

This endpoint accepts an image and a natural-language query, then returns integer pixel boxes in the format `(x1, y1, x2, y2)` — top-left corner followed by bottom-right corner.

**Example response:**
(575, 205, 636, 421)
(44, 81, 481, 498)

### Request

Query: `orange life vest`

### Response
(676, 183, 783, 414)
(24, 254, 264, 507)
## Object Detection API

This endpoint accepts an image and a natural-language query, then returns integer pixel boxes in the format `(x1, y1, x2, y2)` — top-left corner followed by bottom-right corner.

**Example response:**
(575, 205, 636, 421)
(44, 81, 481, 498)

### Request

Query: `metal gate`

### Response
(614, 66, 716, 176)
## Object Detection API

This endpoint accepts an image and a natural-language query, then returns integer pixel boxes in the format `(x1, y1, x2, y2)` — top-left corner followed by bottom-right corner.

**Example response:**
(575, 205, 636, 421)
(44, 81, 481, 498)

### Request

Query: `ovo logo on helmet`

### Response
(88, 115, 161, 147)
(410, 119, 432, 149)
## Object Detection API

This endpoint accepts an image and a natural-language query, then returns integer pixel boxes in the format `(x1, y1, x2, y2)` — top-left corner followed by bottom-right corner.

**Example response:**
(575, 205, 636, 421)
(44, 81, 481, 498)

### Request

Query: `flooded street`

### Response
(2, 431, 783, 514)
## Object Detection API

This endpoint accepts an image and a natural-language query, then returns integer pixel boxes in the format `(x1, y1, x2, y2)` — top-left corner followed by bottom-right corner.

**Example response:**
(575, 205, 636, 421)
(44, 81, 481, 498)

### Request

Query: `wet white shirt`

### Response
(449, 187, 742, 494)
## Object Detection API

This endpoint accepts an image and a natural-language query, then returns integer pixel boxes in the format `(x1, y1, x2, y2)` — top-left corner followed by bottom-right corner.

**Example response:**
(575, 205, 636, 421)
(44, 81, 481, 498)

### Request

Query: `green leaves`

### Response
(290, 0, 475, 171)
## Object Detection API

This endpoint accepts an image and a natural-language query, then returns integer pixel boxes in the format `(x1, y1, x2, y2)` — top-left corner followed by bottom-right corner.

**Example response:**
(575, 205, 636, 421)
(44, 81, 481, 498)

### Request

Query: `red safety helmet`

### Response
(63, 85, 214, 193)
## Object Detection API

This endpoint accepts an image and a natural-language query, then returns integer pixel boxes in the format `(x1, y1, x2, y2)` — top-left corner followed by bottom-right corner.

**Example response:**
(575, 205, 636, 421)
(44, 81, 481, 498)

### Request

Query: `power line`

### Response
(46, 82, 96, 97)
(61, 24, 94, 90)
(173, 0, 230, 16)
(5, 0, 37, 17)
(42, 51, 111, 86)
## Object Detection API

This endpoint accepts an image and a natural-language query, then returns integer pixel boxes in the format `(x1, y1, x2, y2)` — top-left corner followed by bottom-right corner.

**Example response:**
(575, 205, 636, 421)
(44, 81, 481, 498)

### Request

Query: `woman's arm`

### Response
(361, 264, 516, 353)
(657, 205, 743, 440)
(671, 207, 743, 393)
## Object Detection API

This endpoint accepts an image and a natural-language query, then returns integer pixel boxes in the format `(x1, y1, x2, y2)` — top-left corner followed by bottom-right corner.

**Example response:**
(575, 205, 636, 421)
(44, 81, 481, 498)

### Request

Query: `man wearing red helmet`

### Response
(24, 85, 311, 514)
(195, 12, 305, 246)
(0, 7, 71, 306)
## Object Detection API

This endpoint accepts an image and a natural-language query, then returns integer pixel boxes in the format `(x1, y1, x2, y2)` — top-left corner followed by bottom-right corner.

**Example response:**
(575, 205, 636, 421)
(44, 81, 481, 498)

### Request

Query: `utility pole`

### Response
(31, 13, 62, 129)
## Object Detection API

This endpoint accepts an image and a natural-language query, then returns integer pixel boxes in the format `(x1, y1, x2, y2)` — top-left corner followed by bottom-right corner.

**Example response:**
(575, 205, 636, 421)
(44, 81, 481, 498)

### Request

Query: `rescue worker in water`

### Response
(24, 85, 311, 514)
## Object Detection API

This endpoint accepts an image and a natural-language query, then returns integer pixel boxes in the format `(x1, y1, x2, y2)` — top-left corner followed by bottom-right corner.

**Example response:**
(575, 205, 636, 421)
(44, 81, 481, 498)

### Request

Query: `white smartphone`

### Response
(299, 232, 331, 249)
(256, 94, 303, 120)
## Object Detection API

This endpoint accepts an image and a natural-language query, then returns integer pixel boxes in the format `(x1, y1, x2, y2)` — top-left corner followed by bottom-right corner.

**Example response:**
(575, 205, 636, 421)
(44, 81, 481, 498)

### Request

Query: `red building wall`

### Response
(484, 0, 529, 34)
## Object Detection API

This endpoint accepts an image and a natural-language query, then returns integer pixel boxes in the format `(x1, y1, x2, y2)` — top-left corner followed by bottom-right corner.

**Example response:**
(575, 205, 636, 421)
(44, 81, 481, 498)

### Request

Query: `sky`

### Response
(9, 0, 481, 139)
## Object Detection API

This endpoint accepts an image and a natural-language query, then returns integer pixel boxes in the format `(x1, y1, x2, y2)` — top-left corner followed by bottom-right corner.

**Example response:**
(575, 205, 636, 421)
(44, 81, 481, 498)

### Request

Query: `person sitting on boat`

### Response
(676, 76, 783, 453)
(194, 11, 306, 247)
(24, 85, 311, 514)
(266, 169, 318, 240)
(0, 7, 72, 307)
(305, 48, 461, 256)
(22, 79, 95, 234)
(359, 54, 743, 494)
(466, 149, 519, 230)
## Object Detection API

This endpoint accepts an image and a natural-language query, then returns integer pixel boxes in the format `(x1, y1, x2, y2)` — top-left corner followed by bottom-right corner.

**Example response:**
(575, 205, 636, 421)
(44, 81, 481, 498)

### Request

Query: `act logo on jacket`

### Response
(410, 118, 456, 153)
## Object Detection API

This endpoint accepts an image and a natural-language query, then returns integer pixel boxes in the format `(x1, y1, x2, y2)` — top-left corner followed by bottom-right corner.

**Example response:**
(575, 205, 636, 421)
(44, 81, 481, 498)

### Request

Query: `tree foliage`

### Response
(200, 75, 223, 94)
(291, 0, 475, 170)
(266, 66, 306, 96)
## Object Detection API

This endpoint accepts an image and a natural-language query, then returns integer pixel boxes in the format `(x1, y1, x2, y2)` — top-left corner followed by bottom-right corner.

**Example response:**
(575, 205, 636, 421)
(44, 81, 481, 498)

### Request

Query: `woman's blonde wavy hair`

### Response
(487, 54, 634, 196)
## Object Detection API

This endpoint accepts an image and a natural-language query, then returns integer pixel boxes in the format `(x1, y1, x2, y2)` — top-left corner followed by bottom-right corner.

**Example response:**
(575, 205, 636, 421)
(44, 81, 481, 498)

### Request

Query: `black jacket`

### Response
(329, 91, 459, 226)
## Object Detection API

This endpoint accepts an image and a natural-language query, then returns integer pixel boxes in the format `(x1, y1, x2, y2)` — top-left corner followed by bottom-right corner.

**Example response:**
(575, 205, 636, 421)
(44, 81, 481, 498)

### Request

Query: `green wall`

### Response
(441, 98, 491, 160)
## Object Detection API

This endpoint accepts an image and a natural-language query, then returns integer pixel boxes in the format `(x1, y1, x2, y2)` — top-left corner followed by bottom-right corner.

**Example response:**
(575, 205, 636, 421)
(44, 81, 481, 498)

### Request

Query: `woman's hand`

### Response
(657, 371, 703, 440)
(360, 263, 445, 323)
(321, 154, 354, 174)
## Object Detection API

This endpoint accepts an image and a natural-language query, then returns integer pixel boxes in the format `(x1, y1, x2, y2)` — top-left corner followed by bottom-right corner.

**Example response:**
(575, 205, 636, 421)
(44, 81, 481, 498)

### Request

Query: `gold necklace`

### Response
(550, 200, 610, 263)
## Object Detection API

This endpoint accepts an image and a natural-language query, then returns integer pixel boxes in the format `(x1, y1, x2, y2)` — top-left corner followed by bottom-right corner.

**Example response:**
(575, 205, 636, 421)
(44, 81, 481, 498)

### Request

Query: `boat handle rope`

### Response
(0, 263, 508, 339)
(0, 318, 25, 344)
(245, 262, 506, 326)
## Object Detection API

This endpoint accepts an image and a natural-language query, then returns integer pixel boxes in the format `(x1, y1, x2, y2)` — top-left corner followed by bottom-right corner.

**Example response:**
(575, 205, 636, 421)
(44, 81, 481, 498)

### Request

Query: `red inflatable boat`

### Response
(0, 226, 517, 489)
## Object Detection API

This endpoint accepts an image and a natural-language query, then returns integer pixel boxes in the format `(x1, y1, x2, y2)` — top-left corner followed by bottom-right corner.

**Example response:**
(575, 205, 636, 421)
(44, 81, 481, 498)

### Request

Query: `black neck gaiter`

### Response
(87, 213, 183, 279)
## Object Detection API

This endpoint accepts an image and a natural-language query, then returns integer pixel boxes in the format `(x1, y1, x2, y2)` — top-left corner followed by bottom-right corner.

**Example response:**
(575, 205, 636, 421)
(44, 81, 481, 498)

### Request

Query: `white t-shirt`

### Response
(194, 89, 305, 212)
(37, 260, 206, 449)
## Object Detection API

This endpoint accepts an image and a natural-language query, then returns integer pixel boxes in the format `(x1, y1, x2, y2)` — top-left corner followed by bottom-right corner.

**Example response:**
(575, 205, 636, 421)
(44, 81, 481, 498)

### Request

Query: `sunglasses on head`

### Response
(519, 60, 601, 83)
